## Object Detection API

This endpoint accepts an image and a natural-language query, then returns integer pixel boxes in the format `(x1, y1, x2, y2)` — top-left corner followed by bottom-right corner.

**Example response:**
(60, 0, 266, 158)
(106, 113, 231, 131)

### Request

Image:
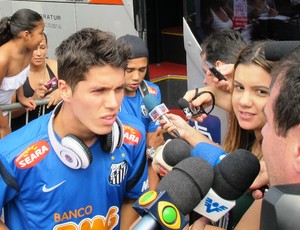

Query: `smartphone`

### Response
(205, 61, 227, 81)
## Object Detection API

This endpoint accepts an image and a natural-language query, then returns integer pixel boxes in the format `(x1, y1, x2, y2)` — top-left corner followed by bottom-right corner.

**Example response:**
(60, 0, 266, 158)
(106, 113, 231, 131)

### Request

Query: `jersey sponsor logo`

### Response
(42, 180, 66, 193)
(123, 125, 141, 145)
(109, 161, 127, 185)
(14, 140, 50, 169)
(53, 206, 119, 230)
(148, 87, 157, 95)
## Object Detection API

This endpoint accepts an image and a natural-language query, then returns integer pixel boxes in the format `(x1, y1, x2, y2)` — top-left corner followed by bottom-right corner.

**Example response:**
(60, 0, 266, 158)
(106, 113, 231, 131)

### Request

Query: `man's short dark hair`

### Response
(55, 28, 130, 90)
(201, 29, 247, 64)
(271, 46, 300, 136)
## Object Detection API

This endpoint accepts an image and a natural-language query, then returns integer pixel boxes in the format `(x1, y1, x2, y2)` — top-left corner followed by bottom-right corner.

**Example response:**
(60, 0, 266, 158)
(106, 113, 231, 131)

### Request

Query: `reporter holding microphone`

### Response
(161, 41, 277, 229)
(183, 42, 300, 230)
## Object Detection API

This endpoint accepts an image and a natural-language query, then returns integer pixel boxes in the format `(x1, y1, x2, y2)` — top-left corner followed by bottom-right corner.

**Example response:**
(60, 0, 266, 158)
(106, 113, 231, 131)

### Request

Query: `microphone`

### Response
(193, 149, 260, 221)
(152, 138, 192, 176)
(178, 98, 197, 120)
(143, 94, 181, 138)
(152, 141, 228, 176)
(133, 157, 214, 230)
(260, 184, 300, 230)
(178, 91, 215, 120)
(265, 41, 300, 61)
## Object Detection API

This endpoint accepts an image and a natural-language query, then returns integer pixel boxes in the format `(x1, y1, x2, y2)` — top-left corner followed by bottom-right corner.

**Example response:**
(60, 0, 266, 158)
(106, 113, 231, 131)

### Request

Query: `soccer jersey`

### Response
(121, 80, 161, 133)
(0, 111, 148, 230)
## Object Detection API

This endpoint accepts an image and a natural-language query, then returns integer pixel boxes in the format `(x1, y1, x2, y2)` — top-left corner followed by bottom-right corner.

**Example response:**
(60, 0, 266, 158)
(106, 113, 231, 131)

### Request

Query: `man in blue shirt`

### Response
(0, 28, 148, 230)
(118, 35, 165, 189)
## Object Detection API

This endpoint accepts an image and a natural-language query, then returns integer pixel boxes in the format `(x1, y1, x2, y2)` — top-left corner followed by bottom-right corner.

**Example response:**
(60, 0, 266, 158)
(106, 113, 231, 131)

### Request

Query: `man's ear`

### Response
(58, 80, 72, 102)
(215, 60, 225, 67)
(293, 125, 300, 173)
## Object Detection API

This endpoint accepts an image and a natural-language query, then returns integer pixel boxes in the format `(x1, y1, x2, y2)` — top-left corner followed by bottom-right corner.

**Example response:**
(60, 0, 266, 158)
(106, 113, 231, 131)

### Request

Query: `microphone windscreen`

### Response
(143, 94, 160, 111)
(156, 157, 214, 215)
(162, 139, 192, 166)
(265, 41, 300, 61)
(213, 149, 260, 200)
(178, 98, 189, 110)
(191, 142, 228, 166)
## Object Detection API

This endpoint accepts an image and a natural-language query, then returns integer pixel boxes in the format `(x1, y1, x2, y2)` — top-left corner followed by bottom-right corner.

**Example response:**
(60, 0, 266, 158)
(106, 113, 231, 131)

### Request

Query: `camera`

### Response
(44, 78, 58, 90)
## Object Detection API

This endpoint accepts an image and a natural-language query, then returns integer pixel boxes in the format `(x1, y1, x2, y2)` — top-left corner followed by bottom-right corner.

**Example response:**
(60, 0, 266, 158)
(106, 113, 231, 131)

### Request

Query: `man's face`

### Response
(68, 65, 125, 136)
(262, 82, 296, 186)
(124, 57, 148, 96)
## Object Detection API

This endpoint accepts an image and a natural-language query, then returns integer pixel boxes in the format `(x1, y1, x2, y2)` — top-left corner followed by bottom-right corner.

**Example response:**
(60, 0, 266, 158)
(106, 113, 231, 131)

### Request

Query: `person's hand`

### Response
(189, 216, 212, 230)
(147, 126, 165, 149)
(182, 89, 212, 123)
(212, 64, 234, 92)
(249, 160, 269, 199)
(182, 216, 214, 230)
(160, 113, 194, 139)
(44, 89, 62, 108)
(32, 81, 47, 99)
(18, 96, 36, 111)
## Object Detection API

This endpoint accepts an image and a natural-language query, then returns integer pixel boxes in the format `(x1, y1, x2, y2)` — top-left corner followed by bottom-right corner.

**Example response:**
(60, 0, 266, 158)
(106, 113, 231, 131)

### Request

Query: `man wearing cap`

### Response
(118, 34, 165, 189)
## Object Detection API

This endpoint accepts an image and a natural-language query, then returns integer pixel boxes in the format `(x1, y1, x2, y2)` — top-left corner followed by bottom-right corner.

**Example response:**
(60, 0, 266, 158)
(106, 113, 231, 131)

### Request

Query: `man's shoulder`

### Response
(118, 111, 145, 132)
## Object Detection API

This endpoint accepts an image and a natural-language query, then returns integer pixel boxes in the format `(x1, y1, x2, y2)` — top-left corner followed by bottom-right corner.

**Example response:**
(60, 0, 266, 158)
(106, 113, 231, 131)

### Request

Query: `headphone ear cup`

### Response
(99, 133, 113, 153)
(61, 134, 93, 169)
(99, 117, 124, 153)
(115, 117, 124, 149)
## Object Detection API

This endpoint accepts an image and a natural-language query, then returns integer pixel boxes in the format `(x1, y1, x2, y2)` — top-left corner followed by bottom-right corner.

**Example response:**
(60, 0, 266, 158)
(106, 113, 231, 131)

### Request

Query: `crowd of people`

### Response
(0, 7, 300, 230)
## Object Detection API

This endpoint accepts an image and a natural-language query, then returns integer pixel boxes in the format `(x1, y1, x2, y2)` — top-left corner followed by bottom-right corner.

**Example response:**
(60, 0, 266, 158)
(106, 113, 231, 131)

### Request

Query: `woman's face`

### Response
(31, 36, 47, 67)
(232, 63, 271, 132)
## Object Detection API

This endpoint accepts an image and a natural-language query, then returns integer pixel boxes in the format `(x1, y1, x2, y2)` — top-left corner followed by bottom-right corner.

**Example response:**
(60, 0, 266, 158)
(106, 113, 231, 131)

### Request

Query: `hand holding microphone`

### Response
(151, 139, 192, 176)
(151, 139, 228, 176)
(143, 94, 181, 138)
(179, 89, 215, 121)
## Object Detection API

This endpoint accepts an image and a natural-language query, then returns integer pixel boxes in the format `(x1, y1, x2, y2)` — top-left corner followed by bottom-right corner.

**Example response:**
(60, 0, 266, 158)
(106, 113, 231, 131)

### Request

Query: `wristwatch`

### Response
(146, 146, 156, 160)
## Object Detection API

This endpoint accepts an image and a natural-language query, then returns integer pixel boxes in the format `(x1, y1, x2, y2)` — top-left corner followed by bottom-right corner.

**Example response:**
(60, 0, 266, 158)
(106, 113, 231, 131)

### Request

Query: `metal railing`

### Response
(0, 99, 50, 126)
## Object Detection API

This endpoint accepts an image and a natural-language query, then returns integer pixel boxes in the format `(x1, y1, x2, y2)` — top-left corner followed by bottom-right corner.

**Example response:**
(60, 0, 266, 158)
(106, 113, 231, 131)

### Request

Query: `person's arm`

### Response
(146, 128, 164, 190)
(16, 86, 36, 110)
(161, 113, 219, 147)
(120, 198, 139, 230)
(0, 54, 10, 136)
(235, 199, 262, 230)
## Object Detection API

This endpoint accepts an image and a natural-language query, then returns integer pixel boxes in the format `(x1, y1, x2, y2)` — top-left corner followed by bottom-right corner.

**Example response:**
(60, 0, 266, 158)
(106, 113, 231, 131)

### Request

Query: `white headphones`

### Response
(48, 102, 123, 169)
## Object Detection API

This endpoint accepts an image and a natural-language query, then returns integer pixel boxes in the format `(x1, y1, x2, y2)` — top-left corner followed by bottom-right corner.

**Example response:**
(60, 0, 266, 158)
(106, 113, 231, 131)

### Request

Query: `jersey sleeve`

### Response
(0, 154, 19, 213)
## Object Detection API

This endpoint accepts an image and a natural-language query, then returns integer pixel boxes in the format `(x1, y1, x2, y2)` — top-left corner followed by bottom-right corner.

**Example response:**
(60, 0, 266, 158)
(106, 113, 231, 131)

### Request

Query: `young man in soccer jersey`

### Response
(118, 34, 165, 189)
(0, 28, 148, 230)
